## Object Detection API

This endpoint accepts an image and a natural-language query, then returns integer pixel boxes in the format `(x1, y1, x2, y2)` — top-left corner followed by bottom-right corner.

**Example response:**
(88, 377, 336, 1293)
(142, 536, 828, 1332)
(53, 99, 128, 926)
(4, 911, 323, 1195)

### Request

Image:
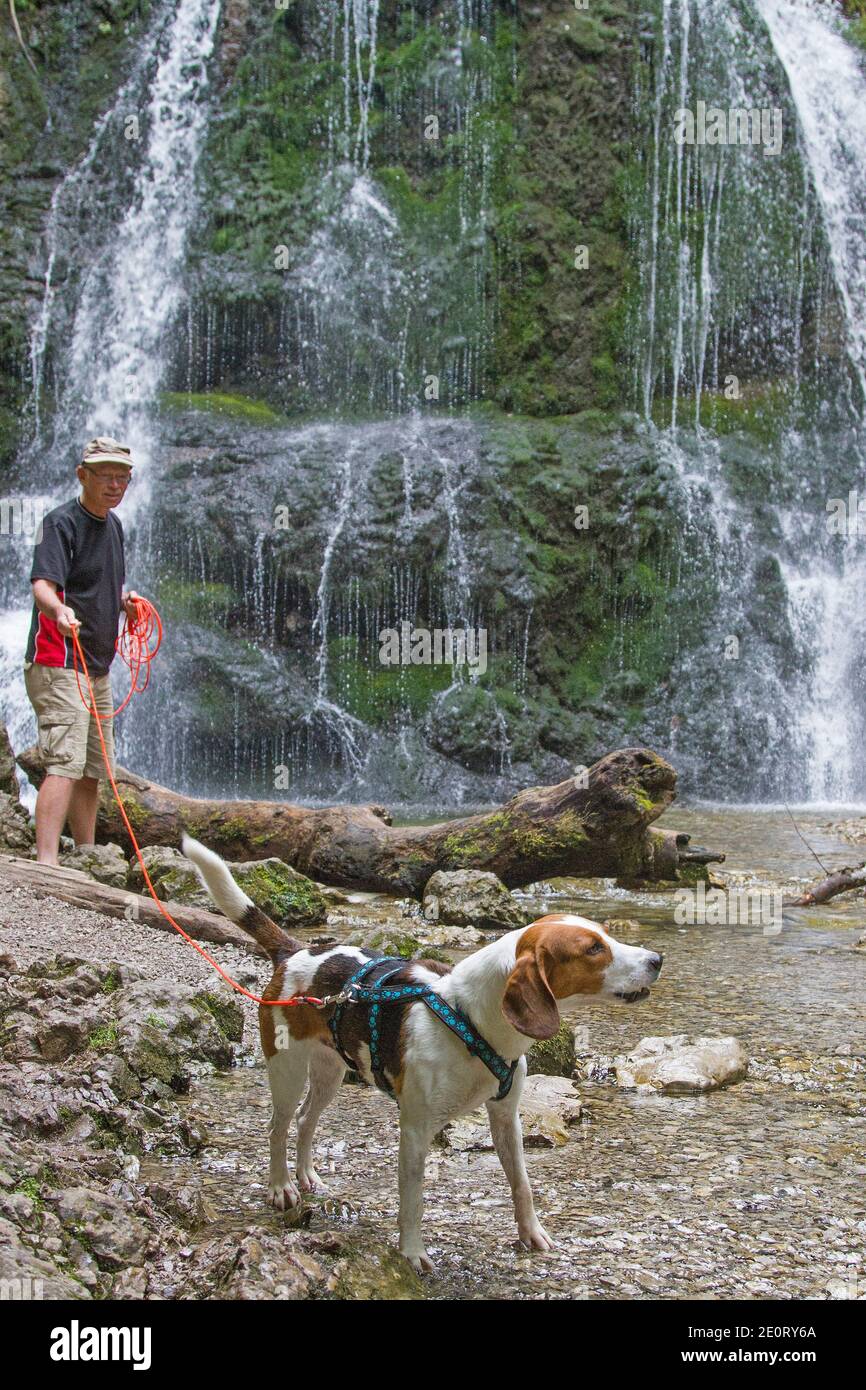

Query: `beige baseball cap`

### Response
(81, 436, 134, 468)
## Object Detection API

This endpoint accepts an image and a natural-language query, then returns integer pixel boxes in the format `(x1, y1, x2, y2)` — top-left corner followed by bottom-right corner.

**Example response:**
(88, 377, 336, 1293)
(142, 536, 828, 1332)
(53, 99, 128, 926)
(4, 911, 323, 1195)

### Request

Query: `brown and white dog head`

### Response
(502, 913, 662, 1039)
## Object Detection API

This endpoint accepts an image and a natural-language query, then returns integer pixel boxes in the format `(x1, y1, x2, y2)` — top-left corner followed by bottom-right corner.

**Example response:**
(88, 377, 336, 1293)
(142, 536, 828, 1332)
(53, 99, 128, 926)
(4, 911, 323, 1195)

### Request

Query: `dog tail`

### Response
(181, 834, 304, 963)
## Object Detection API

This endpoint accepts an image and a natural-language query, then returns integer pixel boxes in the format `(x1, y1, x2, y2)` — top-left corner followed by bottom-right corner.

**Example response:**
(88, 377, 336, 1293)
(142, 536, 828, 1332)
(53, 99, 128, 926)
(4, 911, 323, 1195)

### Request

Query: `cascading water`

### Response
(757, 0, 866, 801)
(631, 0, 866, 802)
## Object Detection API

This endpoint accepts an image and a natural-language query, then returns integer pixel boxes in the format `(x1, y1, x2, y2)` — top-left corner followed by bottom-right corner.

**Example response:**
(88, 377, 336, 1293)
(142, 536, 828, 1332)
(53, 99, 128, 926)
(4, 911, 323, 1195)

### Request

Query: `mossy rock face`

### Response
(527, 1022, 577, 1078)
(230, 859, 327, 928)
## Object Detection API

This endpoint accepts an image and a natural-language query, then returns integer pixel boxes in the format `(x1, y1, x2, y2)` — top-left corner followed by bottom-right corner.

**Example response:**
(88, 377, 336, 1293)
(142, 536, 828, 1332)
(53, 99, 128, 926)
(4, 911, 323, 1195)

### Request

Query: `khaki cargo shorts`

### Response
(24, 662, 116, 781)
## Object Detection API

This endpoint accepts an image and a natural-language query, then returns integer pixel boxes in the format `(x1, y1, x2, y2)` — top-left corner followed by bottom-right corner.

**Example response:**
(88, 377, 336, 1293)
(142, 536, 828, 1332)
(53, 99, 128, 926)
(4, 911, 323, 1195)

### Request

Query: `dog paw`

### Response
(297, 1167, 328, 1194)
(402, 1249, 435, 1274)
(268, 1181, 301, 1211)
(518, 1223, 555, 1252)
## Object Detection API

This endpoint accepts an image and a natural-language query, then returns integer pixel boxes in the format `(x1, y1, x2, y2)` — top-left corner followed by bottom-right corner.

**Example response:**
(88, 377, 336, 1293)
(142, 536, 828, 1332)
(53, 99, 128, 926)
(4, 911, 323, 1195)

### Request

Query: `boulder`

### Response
(613, 1035, 748, 1094)
(230, 858, 327, 927)
(421, 869, 528, 930)
(60, 842, 128, 889)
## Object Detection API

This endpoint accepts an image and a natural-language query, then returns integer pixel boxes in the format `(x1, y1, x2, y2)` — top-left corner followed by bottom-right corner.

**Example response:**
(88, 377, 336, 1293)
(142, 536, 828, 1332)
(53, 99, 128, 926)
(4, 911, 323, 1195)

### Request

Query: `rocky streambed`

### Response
(0, 807, 864, 1301)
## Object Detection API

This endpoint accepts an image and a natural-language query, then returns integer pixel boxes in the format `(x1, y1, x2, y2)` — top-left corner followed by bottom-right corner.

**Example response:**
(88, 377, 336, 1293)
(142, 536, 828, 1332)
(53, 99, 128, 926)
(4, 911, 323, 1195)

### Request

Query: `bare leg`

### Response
(67, 776, 99, 846)
(398, 1118, 436, 1272)
(265, 1044, 310, 1210)
(487, 1097, 554, 1251)
(34, 775, 75, 865)
(296, 1046, 345, 1192)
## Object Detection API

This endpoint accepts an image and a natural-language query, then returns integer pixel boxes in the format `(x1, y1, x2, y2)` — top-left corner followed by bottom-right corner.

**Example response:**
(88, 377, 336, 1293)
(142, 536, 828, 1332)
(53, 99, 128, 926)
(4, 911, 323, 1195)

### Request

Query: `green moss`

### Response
(155, 579, 238, 626)
(146, 1013, 169, 1031)
(527, 1022, 577, 1078)
(234, 859, 327, 925)
(160, 390, 287, 424)
(101, 967, 120, 995)
(117, 794, 148, 833)
(13, 1175, 43, 1212)
(191, 991, 244, 1043)
(88, 1022, 118, 1051)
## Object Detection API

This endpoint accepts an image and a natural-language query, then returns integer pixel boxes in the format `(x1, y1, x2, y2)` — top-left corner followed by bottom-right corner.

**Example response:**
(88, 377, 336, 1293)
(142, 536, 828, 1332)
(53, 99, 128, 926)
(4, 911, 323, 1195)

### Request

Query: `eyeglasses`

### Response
(82, 467, 133, 486)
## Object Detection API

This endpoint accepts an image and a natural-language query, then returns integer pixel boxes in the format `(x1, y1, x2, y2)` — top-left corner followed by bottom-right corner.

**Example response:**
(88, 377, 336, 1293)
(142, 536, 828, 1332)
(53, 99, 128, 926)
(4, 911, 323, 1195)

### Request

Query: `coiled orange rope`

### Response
(71, 598, 316, 1008)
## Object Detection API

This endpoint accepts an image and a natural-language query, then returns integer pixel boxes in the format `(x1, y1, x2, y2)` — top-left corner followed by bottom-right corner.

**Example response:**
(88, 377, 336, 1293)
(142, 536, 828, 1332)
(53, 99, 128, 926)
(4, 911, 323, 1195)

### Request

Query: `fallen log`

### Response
(0, 854, 268, 958)
(787, 863, 866, 907)
(17, 744, 724, 897)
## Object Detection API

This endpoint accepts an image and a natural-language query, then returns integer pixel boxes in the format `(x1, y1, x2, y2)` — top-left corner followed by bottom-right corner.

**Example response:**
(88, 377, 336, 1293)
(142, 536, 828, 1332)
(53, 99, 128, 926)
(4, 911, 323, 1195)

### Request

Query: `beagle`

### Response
(182, 834, 663, 1272)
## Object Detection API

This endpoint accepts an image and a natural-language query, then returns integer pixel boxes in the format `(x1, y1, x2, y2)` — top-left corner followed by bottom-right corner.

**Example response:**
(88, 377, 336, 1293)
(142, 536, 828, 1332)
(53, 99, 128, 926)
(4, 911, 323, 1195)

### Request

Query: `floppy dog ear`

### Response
(502, 950, 560, 1039)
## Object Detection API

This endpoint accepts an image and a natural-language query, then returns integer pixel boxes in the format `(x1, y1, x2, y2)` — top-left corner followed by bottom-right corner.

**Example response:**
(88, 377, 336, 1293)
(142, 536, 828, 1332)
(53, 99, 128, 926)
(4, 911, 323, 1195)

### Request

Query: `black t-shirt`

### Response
(26, 497, 125, 677)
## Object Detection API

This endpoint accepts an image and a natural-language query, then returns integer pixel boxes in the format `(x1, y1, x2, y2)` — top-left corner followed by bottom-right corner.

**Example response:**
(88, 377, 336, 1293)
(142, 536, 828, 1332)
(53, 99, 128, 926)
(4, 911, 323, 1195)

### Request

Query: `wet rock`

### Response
(422, 869, 527, 930)
(146, 1181, 212, 1230)
(324, 1232, 426, 1300)
(527, 1021, 576, 1077)
(91, 1053, 142, 1101)
(34, 1009, 102, 1064)
(111, 1266, 149, 1299)
(47, 1186, 147, 1270)
(520, 1074, 583, 1145)
(191, 1229, 327, 1300)
(0, 793, 35, 854)
(614, 1035, 749, 1094)
(60, 842, 129, 889)
(345, 926, 422, 958)
(128, 847, 328, 927)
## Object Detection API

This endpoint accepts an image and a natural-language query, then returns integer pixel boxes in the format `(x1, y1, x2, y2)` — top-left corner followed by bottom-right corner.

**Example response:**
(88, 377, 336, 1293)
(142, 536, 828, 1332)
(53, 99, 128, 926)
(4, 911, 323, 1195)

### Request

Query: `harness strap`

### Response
(328, 956, 518, 1101)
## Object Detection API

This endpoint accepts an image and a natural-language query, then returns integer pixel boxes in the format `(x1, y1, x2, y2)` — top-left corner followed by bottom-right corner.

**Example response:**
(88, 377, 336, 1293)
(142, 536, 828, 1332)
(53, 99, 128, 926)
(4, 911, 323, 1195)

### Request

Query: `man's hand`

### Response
(122, 590, 142, 619)
(55, 606, 80, 638)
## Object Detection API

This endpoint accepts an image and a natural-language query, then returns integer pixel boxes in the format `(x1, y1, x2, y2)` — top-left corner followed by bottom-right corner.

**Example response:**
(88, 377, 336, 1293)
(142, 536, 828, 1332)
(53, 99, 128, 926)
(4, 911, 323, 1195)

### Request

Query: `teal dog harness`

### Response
(328, 956, 518, 1101)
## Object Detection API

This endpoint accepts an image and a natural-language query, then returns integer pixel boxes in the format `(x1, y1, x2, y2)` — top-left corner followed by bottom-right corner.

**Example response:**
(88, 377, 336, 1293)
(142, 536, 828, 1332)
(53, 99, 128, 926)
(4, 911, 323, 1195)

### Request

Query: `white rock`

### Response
(614, 1035, 748, 1094)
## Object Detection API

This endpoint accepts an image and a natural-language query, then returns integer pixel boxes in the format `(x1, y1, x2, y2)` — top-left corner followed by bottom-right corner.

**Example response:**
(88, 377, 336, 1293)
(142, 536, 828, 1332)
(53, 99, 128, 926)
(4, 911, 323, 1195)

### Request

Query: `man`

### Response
(24, 437, 141, 865)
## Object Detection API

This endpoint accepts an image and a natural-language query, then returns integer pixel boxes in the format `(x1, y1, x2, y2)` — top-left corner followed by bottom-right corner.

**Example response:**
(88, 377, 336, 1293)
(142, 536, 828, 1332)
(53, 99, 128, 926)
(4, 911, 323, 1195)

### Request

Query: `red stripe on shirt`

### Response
(33, 588, 69, 666)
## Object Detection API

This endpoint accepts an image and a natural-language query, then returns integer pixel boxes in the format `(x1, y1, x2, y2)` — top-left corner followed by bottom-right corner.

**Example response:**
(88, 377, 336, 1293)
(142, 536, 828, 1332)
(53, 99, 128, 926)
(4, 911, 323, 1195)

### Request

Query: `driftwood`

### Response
(0, 854, 268, 958)
(787, 863, 866, 907)
(18, 744, 724, 896)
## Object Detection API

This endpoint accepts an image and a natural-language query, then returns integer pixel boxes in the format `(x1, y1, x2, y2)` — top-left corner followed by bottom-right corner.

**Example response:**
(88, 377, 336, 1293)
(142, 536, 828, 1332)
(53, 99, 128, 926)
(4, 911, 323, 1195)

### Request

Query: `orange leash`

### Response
(71, 599, 321, 1008)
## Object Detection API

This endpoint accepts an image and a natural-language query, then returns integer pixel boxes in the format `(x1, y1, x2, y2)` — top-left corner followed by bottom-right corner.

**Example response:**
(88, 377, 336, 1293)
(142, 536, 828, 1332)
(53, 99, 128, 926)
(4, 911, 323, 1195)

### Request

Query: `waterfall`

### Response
(757, 0, 866, 801)
(59, 0, 222, 508)
(631, 0, 866, 803)
(0, 0, 222, 788)
(756, 0, 866, 400)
